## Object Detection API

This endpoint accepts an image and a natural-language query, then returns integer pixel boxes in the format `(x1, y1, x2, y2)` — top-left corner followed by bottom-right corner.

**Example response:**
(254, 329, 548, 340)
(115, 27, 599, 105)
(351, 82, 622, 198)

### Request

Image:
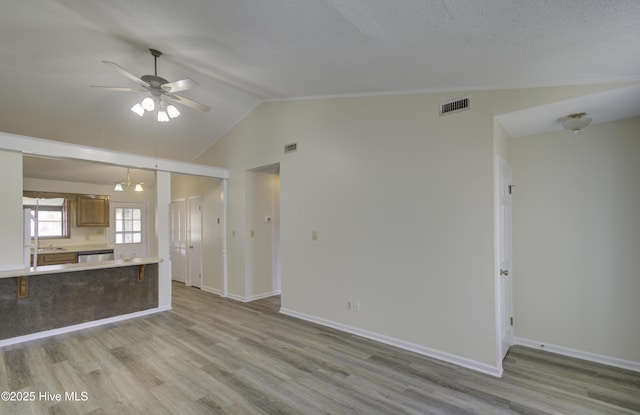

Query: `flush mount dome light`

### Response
(561, 112, 592, 133)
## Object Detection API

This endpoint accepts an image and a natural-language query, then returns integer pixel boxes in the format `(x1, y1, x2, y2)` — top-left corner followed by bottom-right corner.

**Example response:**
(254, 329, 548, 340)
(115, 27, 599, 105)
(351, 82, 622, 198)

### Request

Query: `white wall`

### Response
(197, 92, 499, 370)
(0, 150, 24, 270)
(511, 117, 640, 364)
(196, 82, 638, 374)
(171, 174, 224, 293)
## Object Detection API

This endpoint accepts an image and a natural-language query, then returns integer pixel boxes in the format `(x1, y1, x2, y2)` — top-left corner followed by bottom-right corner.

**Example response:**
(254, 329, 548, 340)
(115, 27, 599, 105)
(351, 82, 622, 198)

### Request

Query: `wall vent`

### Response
(284, 142, 298, 153)
(439, 96, 470, 115)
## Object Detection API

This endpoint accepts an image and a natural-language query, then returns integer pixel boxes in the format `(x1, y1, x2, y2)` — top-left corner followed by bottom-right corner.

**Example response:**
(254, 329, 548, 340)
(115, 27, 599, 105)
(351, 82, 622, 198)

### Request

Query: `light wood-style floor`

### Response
(1, 281, 639, 414)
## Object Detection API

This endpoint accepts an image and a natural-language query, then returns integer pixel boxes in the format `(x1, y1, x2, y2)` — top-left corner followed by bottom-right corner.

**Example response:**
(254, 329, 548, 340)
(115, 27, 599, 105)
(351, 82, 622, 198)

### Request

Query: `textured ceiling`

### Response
(2, 0, 639, 182)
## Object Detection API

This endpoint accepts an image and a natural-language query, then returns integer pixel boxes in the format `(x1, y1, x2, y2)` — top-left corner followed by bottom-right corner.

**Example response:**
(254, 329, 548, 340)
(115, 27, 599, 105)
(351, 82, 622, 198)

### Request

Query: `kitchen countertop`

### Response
(0, 256, 162, 279)
(32, 244, 114, 255)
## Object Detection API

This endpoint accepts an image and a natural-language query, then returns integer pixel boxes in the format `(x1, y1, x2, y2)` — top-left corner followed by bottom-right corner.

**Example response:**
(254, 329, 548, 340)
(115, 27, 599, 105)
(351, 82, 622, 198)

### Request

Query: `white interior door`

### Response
(110, 202, 147, 260)
(187, 196, 203, 288)
(170, 199, 187, 282)
(497, 157, 514, 360)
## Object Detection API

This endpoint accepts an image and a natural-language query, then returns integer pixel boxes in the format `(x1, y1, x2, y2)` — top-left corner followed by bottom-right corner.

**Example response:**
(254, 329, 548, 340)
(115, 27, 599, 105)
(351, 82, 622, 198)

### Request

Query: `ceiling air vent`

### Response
(284, 142, 298, 153)
(439, 96, 470, 116)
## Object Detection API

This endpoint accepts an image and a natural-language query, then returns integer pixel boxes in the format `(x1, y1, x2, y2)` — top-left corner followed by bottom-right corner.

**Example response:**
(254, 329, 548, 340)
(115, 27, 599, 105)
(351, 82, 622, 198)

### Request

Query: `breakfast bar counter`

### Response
(0, 256, 161, 279)
(0, 257, 161, 342)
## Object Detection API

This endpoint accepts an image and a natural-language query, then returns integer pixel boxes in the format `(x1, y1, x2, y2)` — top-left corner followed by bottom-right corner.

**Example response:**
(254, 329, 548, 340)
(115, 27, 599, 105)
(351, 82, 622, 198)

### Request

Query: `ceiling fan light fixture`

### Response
(167, 104, 180, 118)
(114, 183, 124, 192)
(95, 49, 210, 122)
(561, 112, 592, 133)
(141, 97, 155, 111)
(131, 103, 145, 117)
(157, 110, 169, 122)
(134, 183, 144, 192)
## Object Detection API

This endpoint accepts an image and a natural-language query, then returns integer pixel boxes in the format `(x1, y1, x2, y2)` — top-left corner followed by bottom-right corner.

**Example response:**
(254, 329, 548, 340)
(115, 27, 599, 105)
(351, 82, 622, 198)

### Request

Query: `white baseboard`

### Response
(0, 306, 172, 348)
(201, 285, 223, 296)
(226, 292, 245, 302)
(226, 290, 281, 303)
(514, 337, 640, 373)
(245, 290, 280, 302)
(280, 307, 503, 378)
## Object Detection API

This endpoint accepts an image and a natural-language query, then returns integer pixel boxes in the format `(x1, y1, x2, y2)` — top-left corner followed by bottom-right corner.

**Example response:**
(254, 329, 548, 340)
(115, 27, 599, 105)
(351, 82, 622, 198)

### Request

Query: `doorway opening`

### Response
(170, 175, 225, 295)
(246, 163, 281, 301)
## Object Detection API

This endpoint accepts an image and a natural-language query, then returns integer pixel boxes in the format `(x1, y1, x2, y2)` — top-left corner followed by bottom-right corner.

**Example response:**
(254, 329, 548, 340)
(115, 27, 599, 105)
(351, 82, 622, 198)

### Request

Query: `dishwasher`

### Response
(77, 249, 114, 263)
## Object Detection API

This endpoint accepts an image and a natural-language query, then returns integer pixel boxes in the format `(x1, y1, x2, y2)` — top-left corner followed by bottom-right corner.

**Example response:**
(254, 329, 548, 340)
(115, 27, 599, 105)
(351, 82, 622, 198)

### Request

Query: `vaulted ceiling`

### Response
(2, 0, 640, 170)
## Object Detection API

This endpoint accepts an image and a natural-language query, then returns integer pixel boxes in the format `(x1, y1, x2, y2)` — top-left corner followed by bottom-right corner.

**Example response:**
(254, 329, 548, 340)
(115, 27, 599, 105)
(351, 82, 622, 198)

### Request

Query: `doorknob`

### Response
(500, 269, 509, 276)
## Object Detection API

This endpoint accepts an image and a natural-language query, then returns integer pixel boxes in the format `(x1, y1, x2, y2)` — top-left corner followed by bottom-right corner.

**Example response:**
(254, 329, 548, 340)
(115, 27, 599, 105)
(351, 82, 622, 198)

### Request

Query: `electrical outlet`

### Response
(346, 301, 352, 310)
(250, 230, 255, 238)
(312, 230, 318, 241)
(353, 301, 360, 311)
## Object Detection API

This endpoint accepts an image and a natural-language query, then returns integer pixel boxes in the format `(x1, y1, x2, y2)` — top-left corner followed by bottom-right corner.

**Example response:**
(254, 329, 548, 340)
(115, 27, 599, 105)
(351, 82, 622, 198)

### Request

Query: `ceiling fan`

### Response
(92, 48, 210, 121)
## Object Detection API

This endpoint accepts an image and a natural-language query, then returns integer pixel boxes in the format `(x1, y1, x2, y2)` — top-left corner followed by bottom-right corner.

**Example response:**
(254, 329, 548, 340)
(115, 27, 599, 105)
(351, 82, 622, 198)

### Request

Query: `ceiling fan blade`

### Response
(166, 93, 211, 112)
(102, 61, 150, 88)
(161, 78, 197, 93)
(90, 86, 147, 92)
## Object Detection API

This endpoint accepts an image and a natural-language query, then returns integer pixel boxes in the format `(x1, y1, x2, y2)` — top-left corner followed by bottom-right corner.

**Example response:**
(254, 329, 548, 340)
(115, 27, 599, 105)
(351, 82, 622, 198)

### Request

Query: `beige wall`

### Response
(493, 120, 511, 162)
(511, 117, 640, 363)
(0, 150, 24, 270)
(196, 82, 638, 372)
(198, 92, 499, 369)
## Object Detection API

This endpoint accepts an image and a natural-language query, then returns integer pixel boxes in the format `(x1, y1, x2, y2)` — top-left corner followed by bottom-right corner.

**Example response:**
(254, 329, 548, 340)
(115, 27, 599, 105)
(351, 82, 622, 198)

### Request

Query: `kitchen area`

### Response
(27, 192, 115, 266)
(22, 157, 156, 269)
(0, 155, 161, 344)
(0, 135, 228, 348)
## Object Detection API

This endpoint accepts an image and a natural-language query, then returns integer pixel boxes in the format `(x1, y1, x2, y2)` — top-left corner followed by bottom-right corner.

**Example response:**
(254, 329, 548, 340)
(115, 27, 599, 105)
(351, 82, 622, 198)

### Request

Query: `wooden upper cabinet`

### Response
(76, 195, 110, 227)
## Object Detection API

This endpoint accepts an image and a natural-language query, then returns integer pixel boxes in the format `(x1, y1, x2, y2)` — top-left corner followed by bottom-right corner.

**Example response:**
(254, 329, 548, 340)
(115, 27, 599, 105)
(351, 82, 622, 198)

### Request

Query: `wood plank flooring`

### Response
(1, 281, 638, 414)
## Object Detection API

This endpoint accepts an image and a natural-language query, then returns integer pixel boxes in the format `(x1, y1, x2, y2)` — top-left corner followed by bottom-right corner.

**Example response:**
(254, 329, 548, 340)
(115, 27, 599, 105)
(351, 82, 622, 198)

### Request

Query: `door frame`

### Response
(496, 156, 514, 366)
(187, 195, 203, 288)
(170, 198, 187, 283)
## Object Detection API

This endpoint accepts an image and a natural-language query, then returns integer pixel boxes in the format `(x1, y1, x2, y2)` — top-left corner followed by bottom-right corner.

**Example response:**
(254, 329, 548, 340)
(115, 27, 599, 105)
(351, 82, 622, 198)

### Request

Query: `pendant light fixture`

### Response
(114, 168, 144, 192)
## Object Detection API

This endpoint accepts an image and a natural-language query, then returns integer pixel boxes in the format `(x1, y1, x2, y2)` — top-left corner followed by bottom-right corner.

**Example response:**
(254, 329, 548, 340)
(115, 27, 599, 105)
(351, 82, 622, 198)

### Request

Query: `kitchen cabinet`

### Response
(33, 251, 78, 266)
(76, 195, 109, 227)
